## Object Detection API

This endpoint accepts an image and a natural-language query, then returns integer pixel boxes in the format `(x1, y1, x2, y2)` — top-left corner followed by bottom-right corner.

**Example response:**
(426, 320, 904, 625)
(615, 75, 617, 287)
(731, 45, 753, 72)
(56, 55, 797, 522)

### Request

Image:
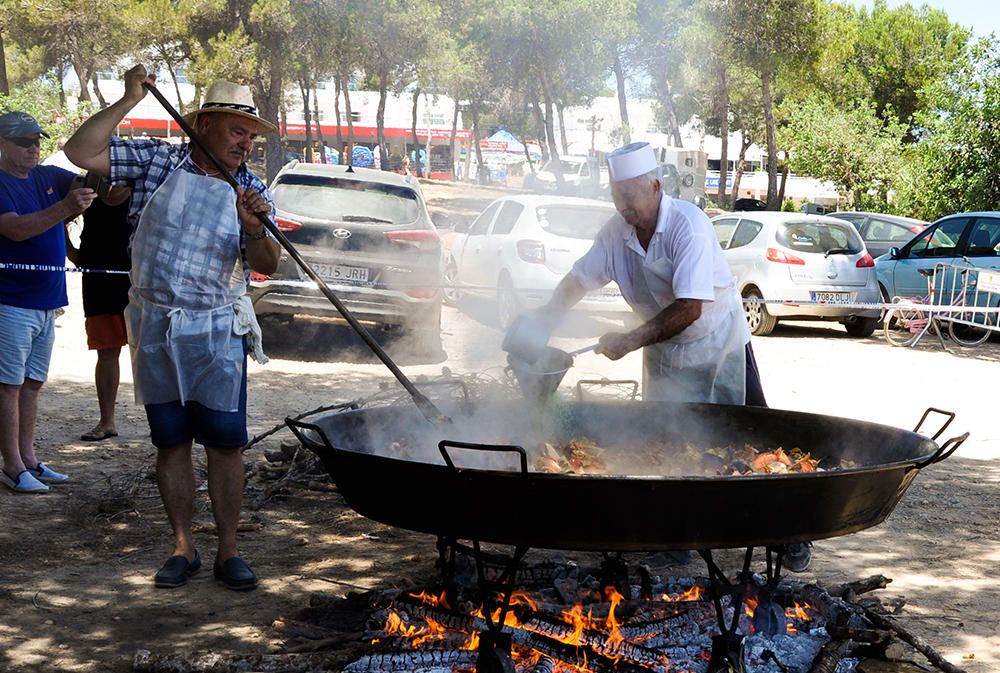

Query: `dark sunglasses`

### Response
(5, 137, 41, 148)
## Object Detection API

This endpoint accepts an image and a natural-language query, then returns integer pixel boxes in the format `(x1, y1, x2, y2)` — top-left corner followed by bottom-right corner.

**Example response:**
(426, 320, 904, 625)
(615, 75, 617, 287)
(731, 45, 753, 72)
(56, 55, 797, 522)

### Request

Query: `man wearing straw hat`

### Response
(66, 65, 280, 591)
(531, 141, 766, 407)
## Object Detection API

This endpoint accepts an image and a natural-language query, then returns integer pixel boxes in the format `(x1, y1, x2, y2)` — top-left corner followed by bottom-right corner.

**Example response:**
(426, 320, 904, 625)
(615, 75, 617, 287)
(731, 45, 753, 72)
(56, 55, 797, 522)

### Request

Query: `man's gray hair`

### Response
(642, 166, 662, 187)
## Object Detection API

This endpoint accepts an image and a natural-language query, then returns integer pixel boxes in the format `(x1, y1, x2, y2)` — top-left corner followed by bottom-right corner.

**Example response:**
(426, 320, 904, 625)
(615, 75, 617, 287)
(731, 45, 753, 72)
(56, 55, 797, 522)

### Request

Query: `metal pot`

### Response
(287, 401, 966, 552)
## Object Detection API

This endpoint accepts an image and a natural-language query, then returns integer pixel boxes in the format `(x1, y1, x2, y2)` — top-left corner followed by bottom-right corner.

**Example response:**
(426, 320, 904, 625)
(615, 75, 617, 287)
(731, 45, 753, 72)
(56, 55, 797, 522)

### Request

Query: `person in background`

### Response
(65, 68, 280, 590)
(73, 179, 133, 442)
(0, 111, 96, 493)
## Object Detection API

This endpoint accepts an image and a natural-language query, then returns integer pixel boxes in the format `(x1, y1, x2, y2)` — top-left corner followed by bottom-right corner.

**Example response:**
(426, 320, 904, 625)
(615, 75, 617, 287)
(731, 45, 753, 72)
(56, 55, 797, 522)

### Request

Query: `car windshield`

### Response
(776, 220, 863, 254)
(271, 175, 420, 224)
(536, 205, 614, 239)
(542, 159, 584, 174)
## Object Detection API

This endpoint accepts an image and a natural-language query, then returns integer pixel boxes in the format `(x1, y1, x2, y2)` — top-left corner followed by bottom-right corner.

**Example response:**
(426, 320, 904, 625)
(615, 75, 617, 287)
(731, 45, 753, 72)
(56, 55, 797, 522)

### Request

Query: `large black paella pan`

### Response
(287, 401, 965, 552)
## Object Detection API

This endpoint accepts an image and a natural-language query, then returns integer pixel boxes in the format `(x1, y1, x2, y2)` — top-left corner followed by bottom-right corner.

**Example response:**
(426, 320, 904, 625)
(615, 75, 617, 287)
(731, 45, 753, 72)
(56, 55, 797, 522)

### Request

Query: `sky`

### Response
(851, 0, 1000, 38)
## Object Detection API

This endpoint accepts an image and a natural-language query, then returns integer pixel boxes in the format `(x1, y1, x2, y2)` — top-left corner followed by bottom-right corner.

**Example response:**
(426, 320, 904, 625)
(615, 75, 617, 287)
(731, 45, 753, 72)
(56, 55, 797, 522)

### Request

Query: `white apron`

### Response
(628, 255, 748, 404)
(124, 157, 249, 412)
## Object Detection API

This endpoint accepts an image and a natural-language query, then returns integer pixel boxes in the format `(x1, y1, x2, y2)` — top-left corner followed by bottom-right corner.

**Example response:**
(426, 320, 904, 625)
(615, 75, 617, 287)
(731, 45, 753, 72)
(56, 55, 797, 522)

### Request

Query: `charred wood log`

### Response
(343, 650, 477, 672)
(862, 609, 968, 673)
(807, 640, 854, 673)
(823, 575, 892, 601)
(825, 625, 891, 644)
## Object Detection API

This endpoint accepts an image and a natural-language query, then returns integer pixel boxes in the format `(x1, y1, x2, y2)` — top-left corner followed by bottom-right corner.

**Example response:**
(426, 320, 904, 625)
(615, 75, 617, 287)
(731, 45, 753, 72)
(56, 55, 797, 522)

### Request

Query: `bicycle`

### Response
(883, 266, 991, 349)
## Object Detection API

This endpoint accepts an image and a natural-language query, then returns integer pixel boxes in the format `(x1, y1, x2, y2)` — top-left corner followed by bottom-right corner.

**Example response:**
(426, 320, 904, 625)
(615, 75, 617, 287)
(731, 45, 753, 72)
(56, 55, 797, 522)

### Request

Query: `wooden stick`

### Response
(823, 574, 892, 600)
(862, 608, 968, 673)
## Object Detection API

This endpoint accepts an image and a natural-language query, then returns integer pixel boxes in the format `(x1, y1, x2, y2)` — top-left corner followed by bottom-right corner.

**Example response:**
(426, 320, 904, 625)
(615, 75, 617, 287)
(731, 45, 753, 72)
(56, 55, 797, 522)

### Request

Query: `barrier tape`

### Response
(0, 262, 129, 275)
(5, 262, 1000, 314)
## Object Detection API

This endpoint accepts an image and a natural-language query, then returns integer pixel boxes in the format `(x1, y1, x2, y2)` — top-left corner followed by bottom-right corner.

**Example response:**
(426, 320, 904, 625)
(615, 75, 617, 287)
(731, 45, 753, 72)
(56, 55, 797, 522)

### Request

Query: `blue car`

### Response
(875, 212, 1000, 301)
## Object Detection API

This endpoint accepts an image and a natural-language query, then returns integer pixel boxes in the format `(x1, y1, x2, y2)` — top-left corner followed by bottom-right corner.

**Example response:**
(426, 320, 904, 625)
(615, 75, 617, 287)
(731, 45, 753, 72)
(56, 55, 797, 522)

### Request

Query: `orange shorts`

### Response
(85, 314, 128, 351)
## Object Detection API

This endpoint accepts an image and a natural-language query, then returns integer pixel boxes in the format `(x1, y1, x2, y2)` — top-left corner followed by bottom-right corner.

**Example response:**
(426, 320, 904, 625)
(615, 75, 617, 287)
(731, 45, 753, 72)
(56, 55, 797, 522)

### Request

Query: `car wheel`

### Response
(442, 260, 460, 307)
(497, 275, 521, 330)
(844, 316, 878, 338)
(742, 287, 777, 336)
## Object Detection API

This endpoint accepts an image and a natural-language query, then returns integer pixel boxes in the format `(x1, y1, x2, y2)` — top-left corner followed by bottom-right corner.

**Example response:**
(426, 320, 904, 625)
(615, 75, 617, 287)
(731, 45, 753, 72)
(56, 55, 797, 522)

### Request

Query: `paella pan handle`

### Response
(912, 432, 969, 470)
(438, 440, 528, 475)
(912, 407, 955, 440)
(285, 417, 337, 455)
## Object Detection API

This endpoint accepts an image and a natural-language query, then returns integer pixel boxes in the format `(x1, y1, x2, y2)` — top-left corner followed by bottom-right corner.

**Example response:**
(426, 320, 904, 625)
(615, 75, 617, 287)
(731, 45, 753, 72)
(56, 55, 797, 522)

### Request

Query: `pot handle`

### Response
(913, 432, 969, 470)
(438, 440, 528, 475)
(912, 408, 955, 440)
(285, 417, 337, 455)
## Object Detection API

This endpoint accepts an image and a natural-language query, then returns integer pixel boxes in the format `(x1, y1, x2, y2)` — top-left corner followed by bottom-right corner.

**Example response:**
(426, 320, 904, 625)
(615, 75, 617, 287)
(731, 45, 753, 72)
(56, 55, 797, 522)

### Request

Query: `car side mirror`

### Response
(889, 246, 901, 259)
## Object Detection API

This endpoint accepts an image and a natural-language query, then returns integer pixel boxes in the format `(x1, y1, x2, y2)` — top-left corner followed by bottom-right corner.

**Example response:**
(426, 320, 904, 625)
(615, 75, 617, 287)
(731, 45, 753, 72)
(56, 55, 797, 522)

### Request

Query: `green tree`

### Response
(781, 96, 904, 209)
(896, 40, 1000, 220)
(719, 0, 821, 209)
(852, 0, 970, 131)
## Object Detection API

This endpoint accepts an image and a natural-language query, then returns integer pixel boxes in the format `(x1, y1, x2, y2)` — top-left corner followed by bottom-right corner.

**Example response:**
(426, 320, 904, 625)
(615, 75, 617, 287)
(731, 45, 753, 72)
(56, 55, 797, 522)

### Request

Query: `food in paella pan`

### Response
(533, 437, 838, 476)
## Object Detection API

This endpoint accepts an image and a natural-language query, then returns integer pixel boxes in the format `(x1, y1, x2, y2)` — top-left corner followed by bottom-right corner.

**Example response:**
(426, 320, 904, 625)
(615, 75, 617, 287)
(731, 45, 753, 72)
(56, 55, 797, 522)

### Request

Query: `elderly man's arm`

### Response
(237, 188, 280, 275)
(0, 188, 97, 242)
(597, 299, 703, 360)
(537, 273, 589, 325)
(65, 65, 154, 175)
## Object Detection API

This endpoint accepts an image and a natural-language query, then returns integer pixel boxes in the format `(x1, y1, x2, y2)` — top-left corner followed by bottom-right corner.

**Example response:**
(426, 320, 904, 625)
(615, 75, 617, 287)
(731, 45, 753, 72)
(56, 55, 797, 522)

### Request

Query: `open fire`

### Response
(346, 554, 841, 673)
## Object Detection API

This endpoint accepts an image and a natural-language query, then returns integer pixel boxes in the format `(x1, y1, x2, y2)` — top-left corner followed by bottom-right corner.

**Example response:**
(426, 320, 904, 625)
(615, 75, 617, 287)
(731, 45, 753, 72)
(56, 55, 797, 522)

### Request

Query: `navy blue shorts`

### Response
(144, 360, 249, 450)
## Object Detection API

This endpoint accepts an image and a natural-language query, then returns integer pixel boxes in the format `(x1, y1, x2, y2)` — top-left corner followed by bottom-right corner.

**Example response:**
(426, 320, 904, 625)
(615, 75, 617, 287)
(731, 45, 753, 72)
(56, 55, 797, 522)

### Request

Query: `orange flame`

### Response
(661, 585, 703, 602)
(559, 604, 589, 645)
(461, 631, 480, 651)
(408, 590, 450, 609)
(744, 596, 758, 618)
(604, 587, 625, 646)
(786, 601, 811, 621)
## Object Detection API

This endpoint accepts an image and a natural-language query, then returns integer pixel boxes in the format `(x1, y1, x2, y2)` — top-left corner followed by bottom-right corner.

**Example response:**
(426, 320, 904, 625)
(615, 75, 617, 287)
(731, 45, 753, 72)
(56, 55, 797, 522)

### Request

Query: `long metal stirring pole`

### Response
(141, 82, 450, 425)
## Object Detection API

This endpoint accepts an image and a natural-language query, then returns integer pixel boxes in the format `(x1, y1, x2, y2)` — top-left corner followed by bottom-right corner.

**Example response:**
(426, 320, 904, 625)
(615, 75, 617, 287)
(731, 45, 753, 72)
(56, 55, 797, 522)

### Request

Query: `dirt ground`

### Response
(1, 180, 997, 673)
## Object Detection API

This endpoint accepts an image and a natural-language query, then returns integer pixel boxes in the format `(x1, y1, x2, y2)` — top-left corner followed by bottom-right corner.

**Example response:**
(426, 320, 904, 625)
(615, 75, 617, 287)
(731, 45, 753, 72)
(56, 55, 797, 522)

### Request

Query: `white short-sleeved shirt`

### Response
(571, 195, 744, 343)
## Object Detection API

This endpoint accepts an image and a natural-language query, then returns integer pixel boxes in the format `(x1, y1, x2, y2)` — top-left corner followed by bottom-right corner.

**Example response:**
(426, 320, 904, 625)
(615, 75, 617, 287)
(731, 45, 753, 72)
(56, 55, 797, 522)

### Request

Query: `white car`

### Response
(524, 155, 608, 198)
(447, 195, 629, 327)
(712, 211, 881, 337)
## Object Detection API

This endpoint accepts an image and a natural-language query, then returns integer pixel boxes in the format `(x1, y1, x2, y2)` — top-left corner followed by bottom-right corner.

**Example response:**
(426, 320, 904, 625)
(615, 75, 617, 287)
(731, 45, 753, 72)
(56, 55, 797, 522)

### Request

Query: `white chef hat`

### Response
(607, 142, 658, 182)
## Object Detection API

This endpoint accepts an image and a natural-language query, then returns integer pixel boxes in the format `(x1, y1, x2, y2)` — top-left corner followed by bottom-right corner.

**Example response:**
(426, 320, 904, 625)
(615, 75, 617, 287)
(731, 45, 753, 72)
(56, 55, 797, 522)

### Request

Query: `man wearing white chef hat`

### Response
(527, 141, 766, 407)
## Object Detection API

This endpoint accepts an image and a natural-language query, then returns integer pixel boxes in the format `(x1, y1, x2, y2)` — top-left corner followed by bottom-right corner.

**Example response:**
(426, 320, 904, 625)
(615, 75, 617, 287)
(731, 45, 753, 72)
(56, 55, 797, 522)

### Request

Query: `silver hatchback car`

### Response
(712, 212, 880, 337)
(249, 163, 443, 352)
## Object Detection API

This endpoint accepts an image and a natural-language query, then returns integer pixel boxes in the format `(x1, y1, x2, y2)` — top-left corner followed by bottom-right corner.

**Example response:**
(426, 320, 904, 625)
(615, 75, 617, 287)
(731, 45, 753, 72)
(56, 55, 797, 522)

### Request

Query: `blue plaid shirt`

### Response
(109, 137, 274, 284)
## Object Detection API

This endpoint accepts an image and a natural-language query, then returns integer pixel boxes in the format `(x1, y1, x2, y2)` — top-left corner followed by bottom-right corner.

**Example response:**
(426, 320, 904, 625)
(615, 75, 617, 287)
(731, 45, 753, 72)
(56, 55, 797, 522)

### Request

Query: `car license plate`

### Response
(810, 291, 853, 304)
(312, 263, 369, 284)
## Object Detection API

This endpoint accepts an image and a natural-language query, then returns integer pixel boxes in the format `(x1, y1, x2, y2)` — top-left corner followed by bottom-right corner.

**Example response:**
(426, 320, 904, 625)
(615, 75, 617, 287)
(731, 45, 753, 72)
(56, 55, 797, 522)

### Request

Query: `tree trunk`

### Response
(531, 100, 548, 163)
(158, 49, 184, 113)
(56, 63, 66, 108)
(300, 80, 313, 163)
(313, 87, 326, 163)
(777, 161, 789, 205)
(376, 63, 388, 170)
(470, 102, 486, 183)
(557, 102, 569, 155)
(717, 64, 730, 208)
(333, 75, 344, 157)
(612, 46, 630, 144)
(411, 87, 423, 177)
(731, 131, 752, 203)
(449, 101, 459, 180)
(538, 66, 564, 188)
(761, 68, 779, 210)
(344, 76, 356, 167)
(659, 76, 683, 147)
(0, 28, 9, 96)
(253, 73, 284, 182)
(91, 73, 109, 108)
(73, 61, 92, 103)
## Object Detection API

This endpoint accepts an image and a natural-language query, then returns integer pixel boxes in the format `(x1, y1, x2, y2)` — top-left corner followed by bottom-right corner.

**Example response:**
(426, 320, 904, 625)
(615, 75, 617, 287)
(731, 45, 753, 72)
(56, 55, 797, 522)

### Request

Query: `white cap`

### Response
(607, 142, 658, 182)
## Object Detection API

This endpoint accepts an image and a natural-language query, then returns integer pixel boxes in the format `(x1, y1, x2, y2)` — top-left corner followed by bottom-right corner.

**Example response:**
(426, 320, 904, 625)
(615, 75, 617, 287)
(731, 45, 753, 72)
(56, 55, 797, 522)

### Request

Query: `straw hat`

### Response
(182, 81, 277, 133)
